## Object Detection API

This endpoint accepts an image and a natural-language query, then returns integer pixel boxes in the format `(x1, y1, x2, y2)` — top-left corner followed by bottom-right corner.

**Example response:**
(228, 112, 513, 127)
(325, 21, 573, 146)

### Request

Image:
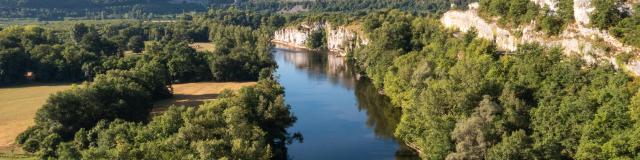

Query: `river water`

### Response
(273, 45, 419, 160)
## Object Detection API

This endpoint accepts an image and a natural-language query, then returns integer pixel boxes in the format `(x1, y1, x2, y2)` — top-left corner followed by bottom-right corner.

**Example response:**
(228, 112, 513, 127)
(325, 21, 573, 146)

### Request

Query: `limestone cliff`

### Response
(272, 22, 368, 56)
(442, 2, 640, 75)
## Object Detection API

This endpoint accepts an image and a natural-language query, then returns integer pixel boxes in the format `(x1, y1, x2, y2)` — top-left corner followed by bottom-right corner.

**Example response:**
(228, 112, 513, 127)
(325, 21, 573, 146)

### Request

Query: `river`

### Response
(273, 45, 419, 160)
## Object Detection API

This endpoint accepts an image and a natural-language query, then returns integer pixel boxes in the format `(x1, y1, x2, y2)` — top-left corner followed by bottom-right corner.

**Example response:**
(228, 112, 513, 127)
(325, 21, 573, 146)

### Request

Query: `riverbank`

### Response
(272, 41, 349, 57)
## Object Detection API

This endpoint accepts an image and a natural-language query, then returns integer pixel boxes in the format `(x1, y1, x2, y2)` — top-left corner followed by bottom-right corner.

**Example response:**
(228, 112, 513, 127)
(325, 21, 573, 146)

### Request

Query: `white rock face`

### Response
(441, 8, 519, 51)
(273, 22, 324, 48)
(272, 22, 368, 56)
(442, 2, 640, 75)
(574, 0, 595, 25)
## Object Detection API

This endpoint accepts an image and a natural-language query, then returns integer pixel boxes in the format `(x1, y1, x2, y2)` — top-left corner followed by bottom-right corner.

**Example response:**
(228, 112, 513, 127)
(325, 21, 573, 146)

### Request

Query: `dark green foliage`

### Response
(557, 0, 574, 21)
(306, 29, 327, 50)
(479, 0, 539, 25)
(538, 12, 566, 36)
(591, 0, 628, 29)
(352, 10, 640, 159)
(0, 24, 115, 84)
(16, 60, 171, 151)
(0, 48, 29, 85)
(208, 47, 273, 81)
(0, 0, 206, 20)
(239, 0, 467, 14)
(448, 96, 501, 159)
(206, 23, 276, 81)
(485, 130, 534, 159)
(64, 77, 295, 159)
(146, 41, 212, 83)
(590, 0, 640, 48)
(13, 10, 286, 159)
(610, 5, 640, 48)
(127, 35, 144, 53)
(0, 0, 471, 20)
(478, 0, 573, 36)
(71, 23, 89, 44)
(0, 17, 277, 85)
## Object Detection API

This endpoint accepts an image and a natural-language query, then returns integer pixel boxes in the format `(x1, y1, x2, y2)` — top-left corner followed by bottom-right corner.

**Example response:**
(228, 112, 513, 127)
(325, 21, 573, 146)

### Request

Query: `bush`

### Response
(591, 0, 627, 29)
(306, 29, 327, 49)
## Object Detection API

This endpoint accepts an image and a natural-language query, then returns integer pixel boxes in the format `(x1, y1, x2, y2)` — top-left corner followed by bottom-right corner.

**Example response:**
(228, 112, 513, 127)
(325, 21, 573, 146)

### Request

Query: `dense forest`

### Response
(2, 0, 640, 159)
(0, 0, 206, 20)
(349, 7, 640, 159)
(0, 9, 288, 86)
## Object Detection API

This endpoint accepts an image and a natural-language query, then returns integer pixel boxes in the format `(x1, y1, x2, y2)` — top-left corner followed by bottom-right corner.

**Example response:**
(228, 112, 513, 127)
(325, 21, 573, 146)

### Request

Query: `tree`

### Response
(0, 48, 28, 85)
(591, 0, 627, 29)
(486, 130, 535, 160)
(127, 35, 144, 53)
(447, 96, 501, 160)
(305, 29, 327, 49)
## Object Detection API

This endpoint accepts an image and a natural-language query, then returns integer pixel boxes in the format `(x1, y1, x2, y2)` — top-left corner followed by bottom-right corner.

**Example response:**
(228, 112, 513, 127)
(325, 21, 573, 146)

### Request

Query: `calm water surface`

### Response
(274, 45, 418, 160)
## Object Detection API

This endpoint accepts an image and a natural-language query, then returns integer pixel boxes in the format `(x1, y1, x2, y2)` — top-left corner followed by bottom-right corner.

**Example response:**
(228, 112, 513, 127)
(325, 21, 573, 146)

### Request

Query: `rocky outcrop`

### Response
(442, 2, 640, 75)
(272, 22, 369, 56)
(441, 3, 518, 52)
(273, 22, 324, 49)
(574, 0, 595, 25)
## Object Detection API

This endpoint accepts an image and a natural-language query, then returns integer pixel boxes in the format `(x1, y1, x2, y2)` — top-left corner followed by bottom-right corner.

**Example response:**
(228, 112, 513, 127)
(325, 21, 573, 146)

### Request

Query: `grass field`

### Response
(0, 83, 73, 157)
(152, 81, 256, 114)
(189, 42, 216, 52)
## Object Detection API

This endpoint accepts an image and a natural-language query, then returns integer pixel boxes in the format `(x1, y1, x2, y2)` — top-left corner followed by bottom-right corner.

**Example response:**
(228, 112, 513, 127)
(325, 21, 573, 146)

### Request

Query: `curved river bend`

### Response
(273, 45, 418, 160)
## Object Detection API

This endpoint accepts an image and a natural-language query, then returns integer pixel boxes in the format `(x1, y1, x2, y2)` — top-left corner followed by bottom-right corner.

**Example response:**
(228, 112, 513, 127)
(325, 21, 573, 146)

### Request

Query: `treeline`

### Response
(0, 9, 285, 86)
(13, 9, 299, 159)
(0, 23, 179, 85)
(0, 0, 477, 20)
(350, 10, 640, 159)
(243, 0, 473, 13)
(0, 0, 205, 20)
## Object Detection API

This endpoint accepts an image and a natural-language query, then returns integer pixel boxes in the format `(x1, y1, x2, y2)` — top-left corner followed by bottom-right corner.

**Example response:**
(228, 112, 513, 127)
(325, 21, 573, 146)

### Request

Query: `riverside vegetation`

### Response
(351, 8, 640, 160)
(1, 0, 640, 159)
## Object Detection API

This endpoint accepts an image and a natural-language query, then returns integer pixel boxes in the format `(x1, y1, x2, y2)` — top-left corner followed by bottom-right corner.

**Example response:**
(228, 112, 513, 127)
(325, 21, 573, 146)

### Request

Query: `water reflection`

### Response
(355, 79, 420, 159)
(274, 44, 418, 159)
(277, 45, 356, 89)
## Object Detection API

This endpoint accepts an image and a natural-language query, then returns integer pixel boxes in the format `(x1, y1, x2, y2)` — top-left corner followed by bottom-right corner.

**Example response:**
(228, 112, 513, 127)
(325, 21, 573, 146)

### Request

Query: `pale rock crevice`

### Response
(574, 0, 595, 25)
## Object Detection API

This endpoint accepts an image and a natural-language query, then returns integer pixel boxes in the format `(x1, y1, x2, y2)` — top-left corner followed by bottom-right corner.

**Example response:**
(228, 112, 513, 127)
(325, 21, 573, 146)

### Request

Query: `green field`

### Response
(0, 83, 73, 156)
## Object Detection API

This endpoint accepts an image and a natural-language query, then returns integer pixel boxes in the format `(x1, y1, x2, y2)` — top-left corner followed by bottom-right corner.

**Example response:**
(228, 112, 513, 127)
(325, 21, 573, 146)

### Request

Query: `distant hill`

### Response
(0, 0, 210, 20)
(0, 0, 470, 20)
